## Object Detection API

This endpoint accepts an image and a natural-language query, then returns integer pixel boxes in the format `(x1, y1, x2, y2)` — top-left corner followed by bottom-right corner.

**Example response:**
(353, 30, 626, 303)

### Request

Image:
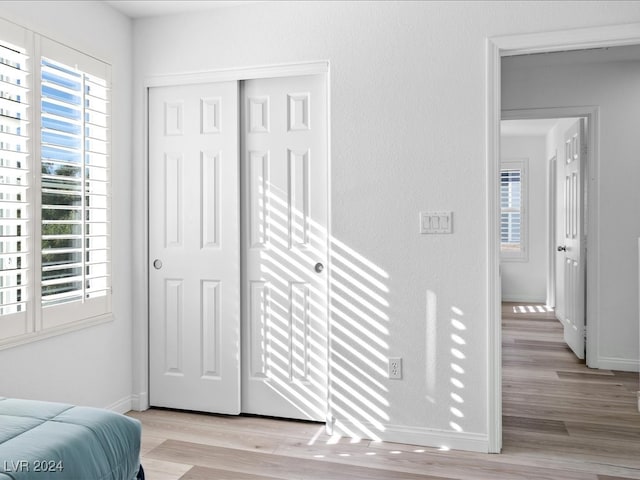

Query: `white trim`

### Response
(547, 154, 557, 308)
(105, 395, 134, 414)
(130, 393, 148, 412)
(382, 426, 488, 453)
(335, 420, 488, 453)
(486, 37, 502, 455)
(486, 22, 640, 455)
(594, 356, 639, 373)
(132, 73, 151, 412)
(0, 314, 112, 351)
(495, 23, 640, 57)
(502, 106, 596, 121)
(144, 61, 329, 88)
(325, 64, 334, 435)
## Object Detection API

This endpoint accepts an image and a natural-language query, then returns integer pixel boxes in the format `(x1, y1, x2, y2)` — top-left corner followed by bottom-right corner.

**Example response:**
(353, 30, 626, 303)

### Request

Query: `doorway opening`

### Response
(491, 35, 640, 453)
(499, 115, 595, 455)
(499, 115, 588, 361)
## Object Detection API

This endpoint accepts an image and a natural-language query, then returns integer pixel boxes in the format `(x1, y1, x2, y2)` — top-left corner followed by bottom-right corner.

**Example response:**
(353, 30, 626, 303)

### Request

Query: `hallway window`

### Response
(500, 159, 527, 260)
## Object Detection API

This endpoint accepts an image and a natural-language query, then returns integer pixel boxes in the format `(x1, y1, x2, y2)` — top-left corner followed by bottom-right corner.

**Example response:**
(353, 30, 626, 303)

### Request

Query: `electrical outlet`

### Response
(388, 357, 402, 379)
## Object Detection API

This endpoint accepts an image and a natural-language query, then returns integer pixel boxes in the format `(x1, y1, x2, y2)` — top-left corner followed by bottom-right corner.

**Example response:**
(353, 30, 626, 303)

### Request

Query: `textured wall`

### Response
(130, 1, 640, 450)
(500, 135, 548, 303)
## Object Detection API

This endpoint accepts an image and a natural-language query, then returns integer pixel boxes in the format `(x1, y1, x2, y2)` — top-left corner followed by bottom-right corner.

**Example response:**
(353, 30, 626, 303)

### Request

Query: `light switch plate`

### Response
(420, 211, 452, 234)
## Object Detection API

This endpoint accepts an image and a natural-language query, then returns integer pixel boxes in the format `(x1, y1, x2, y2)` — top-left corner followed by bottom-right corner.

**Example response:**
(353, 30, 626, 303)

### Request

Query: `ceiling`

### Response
(104, 0, 263, 19)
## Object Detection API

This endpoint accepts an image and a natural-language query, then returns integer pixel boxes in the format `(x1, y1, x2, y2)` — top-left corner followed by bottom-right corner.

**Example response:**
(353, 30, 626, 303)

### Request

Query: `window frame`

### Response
(500, 158, 528, 262)
(0, 17, 112, 350)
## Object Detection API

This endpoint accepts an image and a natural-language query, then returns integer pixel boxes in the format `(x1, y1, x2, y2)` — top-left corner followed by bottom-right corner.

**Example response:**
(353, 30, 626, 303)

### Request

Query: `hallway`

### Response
(502, 302, 640, 473)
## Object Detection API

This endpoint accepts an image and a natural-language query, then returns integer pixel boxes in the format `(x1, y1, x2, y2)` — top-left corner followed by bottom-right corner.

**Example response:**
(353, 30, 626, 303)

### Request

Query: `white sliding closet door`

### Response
(241, 74, 328, 421)
(148, 82, 241, 414)
(147, 74, 328, 421)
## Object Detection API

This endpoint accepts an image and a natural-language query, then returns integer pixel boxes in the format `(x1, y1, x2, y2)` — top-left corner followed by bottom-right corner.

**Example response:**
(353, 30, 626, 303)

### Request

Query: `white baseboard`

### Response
(105, 395, 134, 414)
(594, 356, 639, 373)
(130, 392, 149, 412)
(332, 419, 488, 453)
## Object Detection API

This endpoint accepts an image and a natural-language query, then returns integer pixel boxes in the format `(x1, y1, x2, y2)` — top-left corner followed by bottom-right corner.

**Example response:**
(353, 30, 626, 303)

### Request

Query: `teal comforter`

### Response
(0, 398, 142, 480)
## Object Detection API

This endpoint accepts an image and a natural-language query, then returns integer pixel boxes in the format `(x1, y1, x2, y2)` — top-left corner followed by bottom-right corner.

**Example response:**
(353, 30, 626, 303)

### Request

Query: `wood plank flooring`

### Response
(127, 302, 640, 479)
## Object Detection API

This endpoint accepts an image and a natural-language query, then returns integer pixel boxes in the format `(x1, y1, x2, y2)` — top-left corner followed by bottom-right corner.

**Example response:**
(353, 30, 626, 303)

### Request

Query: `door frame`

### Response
(547, 152, 557, 309)
(134, 61, 331, 414)
(486, 23, 640, 453)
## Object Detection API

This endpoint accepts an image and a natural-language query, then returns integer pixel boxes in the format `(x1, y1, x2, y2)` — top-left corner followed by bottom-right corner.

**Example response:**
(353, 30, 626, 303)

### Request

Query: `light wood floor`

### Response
(127, 303, 640, 479)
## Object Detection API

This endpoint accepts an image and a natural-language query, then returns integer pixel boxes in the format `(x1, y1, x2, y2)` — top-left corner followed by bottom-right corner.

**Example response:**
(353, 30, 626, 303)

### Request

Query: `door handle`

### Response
(557, 246, 567, 252)
(153, 259, 163, 270)
(314, 262, 324, 273)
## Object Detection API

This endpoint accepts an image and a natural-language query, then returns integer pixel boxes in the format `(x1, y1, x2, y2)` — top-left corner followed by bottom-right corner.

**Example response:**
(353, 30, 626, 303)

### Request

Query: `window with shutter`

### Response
(500, 159, 527, 261)
(40, 56, 110, 324)
(0, 34, 30, 339)
(0, 17, 111, 347)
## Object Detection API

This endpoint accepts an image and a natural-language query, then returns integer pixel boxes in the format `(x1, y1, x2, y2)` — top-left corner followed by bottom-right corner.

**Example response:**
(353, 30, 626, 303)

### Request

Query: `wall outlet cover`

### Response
(389, 357, 402, 379)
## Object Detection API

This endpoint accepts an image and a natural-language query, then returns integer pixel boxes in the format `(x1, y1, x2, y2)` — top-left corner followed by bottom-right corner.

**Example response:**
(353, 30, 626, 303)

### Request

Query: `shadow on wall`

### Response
(256, 180, 470, 447)
(329, 235, 391, 442)
(427, 290, 469, 448)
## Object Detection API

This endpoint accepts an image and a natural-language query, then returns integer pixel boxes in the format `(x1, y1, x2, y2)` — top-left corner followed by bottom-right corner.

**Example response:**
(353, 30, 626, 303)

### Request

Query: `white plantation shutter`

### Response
(40, 43, 111, 327)
(0, 34, 31, 338)
(500, 169, 521, 245)
(500, 159, 527, 260)
(0, 18, 111, 345)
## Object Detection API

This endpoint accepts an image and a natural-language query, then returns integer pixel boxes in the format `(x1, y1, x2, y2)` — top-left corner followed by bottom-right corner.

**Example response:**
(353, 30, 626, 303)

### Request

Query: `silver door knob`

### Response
(557, 246, 567, 252)
(153, 259, 163, 270)
(314, 262, 324, 273)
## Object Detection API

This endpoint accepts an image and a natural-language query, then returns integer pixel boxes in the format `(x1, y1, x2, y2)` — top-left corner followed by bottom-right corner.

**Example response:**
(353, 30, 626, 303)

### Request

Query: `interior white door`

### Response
(559, 119, 586, 359)
(241, 74, 328, 421)
(148, 82, 241, 414)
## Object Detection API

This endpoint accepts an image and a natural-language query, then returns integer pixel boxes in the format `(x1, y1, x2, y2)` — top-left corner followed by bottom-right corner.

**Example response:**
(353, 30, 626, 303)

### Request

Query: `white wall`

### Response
(500, 135, 548, 303)
(130, 1, 640, 451)
(0, 2, 134, 412)
(503, 50, 640, 371)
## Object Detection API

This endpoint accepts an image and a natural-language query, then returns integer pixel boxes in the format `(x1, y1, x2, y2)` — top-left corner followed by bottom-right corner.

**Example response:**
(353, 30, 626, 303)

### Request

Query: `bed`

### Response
(0, 397, 144, 480)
